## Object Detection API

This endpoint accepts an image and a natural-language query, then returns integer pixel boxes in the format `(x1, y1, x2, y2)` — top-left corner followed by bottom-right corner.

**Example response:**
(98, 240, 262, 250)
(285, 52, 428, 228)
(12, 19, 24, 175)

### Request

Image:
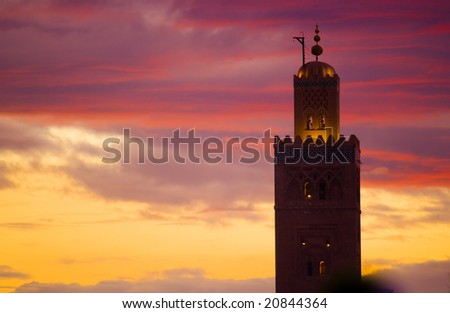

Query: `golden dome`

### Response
(297, 61, 336, 78)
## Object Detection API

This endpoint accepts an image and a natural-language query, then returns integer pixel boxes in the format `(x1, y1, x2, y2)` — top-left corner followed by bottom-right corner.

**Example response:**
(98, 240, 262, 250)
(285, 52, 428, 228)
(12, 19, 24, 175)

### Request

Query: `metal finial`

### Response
(311, 24, 323, 61)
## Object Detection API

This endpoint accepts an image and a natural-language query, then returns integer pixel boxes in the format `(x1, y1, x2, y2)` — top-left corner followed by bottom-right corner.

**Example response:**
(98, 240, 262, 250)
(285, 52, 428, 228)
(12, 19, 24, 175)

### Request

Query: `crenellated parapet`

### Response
(274, 134, 360, 165)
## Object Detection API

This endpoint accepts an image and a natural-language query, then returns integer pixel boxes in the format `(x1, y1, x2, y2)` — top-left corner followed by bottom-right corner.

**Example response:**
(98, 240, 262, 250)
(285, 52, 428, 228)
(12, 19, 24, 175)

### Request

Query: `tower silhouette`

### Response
(274, 26, 361, 292)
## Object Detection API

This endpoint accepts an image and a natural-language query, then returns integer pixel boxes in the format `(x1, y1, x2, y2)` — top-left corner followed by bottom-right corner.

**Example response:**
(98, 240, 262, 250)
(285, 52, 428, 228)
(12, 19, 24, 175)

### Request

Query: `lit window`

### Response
(304, 181, 312, 199)
(319, 261, 326, 276)
(306, 116, 313, 130)
(320, 116, 326, 129)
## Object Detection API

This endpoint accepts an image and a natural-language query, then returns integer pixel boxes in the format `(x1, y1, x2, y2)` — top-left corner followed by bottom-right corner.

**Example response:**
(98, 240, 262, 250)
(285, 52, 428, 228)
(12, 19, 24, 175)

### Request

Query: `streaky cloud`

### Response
(15, 268, 274, 292)
(0, 265, 30, 279)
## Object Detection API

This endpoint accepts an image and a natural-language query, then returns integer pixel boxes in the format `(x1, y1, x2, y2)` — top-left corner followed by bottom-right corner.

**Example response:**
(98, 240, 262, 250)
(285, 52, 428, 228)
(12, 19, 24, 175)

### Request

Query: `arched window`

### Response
(320, 116, 326, 129)
(319, 261, 326, 276)
(319, 181, 326, 200)
(306, 116, 313, 130)
(303, 181, 312, 199)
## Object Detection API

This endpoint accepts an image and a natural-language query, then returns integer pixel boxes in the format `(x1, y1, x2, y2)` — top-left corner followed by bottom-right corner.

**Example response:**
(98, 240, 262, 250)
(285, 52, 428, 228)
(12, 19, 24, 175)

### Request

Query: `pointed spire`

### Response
(311, 24, 323, 61)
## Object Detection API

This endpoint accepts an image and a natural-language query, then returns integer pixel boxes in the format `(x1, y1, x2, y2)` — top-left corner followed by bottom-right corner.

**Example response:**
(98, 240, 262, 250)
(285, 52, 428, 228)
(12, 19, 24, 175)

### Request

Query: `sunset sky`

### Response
(1, 0, 449, 293)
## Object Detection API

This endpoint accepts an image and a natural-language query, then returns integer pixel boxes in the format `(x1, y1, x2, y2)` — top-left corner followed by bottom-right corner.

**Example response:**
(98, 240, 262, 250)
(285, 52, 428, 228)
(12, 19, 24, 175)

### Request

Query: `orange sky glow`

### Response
(0, 0, 449, 293)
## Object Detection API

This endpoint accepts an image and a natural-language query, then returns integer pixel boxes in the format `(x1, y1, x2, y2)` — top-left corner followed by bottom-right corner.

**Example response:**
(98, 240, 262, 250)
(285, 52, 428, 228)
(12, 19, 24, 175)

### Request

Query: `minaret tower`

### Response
(274, 26, 361, 292)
